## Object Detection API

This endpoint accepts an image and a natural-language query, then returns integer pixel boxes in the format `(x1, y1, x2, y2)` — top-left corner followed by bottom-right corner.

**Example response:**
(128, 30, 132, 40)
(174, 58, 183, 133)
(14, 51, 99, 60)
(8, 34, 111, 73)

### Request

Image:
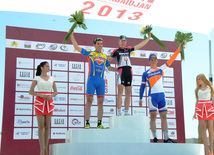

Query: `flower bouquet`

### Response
(140, 25, 167, 50)
(174, 31, 193, 61)
(63, 11, 87, 44)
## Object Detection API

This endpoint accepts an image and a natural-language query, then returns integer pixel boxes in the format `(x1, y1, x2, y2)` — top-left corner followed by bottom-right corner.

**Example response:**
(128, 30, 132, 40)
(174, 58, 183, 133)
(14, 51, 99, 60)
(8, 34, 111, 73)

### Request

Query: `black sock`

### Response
(86, 120, 90, 125)
(97, 120, 102, 126)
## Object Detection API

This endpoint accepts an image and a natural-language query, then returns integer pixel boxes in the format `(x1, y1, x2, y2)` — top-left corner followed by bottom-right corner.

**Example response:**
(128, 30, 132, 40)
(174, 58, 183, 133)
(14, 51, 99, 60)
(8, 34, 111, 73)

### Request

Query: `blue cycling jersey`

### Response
(81, 48, 110, 78)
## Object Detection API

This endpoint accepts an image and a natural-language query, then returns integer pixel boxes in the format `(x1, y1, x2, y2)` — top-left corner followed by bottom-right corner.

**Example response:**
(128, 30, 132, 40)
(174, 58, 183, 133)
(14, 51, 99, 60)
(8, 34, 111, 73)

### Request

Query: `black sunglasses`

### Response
(93, 37, 103, 44)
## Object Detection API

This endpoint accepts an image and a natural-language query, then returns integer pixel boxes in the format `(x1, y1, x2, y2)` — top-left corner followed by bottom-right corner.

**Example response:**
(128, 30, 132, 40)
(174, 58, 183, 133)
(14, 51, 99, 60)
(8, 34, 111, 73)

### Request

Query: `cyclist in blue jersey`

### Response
(70, 31, 117, 129)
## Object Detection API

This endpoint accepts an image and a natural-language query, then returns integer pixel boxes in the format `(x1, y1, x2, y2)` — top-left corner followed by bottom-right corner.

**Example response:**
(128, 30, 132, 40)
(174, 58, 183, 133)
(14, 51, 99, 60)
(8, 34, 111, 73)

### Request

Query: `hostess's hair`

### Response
(36, 61, 48, 76)
(195, 74, 214, 99)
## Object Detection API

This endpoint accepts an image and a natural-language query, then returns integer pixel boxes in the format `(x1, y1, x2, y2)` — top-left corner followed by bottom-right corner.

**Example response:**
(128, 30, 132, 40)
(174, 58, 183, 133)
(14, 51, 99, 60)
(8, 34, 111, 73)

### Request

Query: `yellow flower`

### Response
(140, 25, 147, 33)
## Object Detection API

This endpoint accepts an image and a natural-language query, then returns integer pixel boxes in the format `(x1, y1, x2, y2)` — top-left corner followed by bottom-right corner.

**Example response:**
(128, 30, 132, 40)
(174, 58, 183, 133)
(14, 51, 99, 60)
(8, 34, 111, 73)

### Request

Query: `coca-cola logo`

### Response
(70, 86, 83, 91)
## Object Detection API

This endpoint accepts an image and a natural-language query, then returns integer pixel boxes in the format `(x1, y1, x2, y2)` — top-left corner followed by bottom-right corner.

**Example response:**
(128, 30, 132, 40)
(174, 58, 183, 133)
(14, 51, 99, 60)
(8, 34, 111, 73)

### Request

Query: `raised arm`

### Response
(70, 32, 82, 52)
(134, 33, 151, 51)
(166, 43, 183, 66)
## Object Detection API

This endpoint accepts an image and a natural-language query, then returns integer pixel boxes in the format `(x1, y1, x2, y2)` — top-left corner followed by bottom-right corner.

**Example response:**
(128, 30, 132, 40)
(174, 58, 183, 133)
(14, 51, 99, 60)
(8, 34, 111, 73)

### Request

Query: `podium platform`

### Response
(65, 116, 150, 143)
(49, 116, 204, 155)
(50, 142, 204, 155)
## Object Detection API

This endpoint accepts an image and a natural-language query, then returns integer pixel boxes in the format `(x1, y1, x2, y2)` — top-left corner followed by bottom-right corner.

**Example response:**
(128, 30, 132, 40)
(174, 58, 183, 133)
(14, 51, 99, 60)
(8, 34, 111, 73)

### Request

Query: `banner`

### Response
(1, 26, 184, 155)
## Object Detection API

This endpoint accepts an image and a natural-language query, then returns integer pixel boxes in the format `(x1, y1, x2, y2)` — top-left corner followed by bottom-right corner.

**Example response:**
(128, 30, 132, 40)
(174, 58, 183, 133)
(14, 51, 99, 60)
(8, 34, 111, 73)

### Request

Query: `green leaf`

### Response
(63, 11, 87, 44)
(151, 33, 167, 50)
(174, 31, 193, 61)
(140, 25, 167, 50)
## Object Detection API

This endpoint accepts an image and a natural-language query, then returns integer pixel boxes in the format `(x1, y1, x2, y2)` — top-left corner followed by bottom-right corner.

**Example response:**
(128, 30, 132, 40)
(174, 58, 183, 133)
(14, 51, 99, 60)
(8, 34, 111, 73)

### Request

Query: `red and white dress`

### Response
(34, 76, 55, 115)
(196, 87, 214, 120)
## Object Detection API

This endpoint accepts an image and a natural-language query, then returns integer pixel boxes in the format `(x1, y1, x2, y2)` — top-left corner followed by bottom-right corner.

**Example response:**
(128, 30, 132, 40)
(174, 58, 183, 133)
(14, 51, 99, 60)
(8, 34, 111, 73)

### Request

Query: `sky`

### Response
(0, 10, 214, 142)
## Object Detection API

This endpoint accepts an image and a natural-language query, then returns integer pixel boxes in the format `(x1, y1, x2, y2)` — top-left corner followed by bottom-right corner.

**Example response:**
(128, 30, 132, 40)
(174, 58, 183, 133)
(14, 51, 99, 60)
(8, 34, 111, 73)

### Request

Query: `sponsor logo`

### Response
(10, 41, 18, 47)
(16, 132, 30, 135)
(70, 98, 83, 101)
(17, 59, 33, 68)
(24, 42, 31, 48)
(134, 110, 145, 114)
(17, 83, 30, 88)
(54, 63, 66, 67)
(49, 44, 58, 50)
(140, 52, 146, 57)
(133, 100, 139, 104)
(19, 71, 30, 77)
(166, 99, 173, 105)
(36, 43, 46, 49)
(94, 57, 106, 65)
(104, 108, 114, 114)
(160, 53, 167, 58)
(148, 70, 161, 77)
(54, 108, 66, 112)
(130, 52, 135, 56)
(90, 120, 97, 124)
(104, 76, 108, 93)
(165, 91, 173, 94)
(70, 86, 83, 91)
(164, 81, 173, 84)
(16, 108, 31, 111)
(53, 132, 65, 135)
(169, 131, 176, 137)
(96, 69, 102, 73)
(107, 49, 113, 55)
(134, 88, 139, 93)
(72, 64, 81, 69)
(34, 130, 38, 136)
(18, 95, 30, 100)
(103, 120, 109, 124)
(53, 73, 67, 79)
(17, 119, 30, 125)
(168, 122, 175, 126)
(104, 98, 114, 103)
(72, 118, 81, 125)
(60, 45, 69, 51)
(53, 96, 66, 102)
(167, 110, 175, 115)
(54, 119, 65, 125)
(69, 109, 83, 112)
(119, 52, 129, 56)
(57, 86, 67, 89)
(71, 73, 83, 82)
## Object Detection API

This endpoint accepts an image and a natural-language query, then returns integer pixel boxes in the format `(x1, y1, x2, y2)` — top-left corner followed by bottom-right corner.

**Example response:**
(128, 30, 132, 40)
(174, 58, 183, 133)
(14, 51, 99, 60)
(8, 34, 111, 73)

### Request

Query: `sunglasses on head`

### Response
(93, 37, 103, 44)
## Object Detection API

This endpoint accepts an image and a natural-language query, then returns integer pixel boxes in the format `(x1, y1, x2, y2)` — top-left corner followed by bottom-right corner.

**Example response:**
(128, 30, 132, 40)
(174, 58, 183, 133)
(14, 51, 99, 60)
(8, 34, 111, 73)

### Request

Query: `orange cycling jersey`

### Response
(140, 49, 180, 98)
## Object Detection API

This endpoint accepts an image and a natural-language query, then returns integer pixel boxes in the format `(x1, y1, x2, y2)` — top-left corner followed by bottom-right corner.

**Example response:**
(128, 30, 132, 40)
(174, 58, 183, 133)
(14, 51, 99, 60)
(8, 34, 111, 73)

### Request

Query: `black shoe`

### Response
(153, 137, 158, 143)
(164, 138, 177, 143)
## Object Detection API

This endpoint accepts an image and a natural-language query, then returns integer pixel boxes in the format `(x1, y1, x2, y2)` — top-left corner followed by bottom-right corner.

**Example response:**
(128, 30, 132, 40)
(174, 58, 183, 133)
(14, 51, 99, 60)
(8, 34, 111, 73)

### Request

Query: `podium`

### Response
(50, 116, 204, 155)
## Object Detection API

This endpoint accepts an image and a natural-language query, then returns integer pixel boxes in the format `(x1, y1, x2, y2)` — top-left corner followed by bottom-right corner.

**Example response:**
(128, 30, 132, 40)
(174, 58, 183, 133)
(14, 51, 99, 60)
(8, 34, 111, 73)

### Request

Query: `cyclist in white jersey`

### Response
(109, 34, 151, 116)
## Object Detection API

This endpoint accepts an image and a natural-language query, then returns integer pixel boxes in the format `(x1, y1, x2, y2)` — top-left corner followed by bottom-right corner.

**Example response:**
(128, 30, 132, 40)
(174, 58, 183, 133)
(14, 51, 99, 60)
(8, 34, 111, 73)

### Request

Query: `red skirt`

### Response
(34, 92, 54, 115)
(196, 100, 214, 120)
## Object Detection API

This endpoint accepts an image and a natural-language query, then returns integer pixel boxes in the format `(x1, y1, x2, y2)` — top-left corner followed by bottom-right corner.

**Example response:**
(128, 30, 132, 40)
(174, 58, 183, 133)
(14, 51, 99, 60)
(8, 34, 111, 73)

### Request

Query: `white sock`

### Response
(152, 131, 157, 139)
(163, 131, 169, 140)
(124, 110, 129, 115)
(117, 109, 121, 114)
